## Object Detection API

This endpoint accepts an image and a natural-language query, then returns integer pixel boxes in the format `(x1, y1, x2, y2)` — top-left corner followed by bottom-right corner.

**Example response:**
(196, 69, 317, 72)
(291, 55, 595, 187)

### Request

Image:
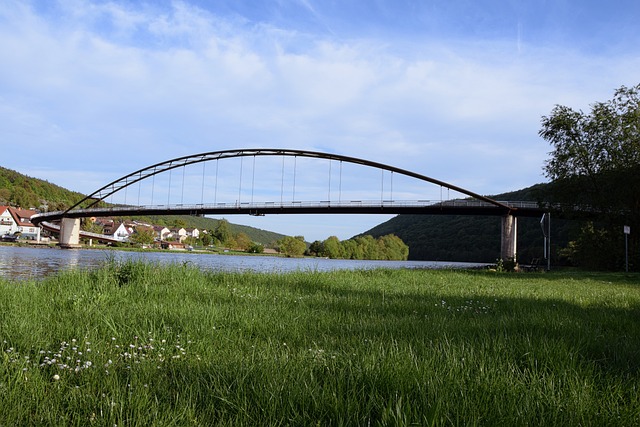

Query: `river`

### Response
(0, 245, 487, 281)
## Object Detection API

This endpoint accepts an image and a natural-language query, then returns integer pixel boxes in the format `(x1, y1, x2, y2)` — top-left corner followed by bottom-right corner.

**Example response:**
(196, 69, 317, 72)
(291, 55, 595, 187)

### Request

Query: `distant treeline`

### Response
(306, 234, 409, 261)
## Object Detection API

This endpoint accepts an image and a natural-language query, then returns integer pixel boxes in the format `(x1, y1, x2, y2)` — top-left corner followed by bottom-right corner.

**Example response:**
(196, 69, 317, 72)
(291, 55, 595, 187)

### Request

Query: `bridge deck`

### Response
(31, 200, 546, 226)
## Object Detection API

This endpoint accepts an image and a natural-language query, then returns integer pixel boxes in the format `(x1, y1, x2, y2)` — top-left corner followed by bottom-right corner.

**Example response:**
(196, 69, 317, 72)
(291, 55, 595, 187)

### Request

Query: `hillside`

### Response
(0, 166, 85, 211)
(0, 166, 286, 245)
(362, 184, 578, 263)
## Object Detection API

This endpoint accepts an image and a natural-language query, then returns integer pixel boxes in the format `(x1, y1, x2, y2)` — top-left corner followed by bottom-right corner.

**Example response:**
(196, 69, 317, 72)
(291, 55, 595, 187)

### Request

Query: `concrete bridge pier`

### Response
(500, 214, 517, 261)
(59, 218, 81, 248)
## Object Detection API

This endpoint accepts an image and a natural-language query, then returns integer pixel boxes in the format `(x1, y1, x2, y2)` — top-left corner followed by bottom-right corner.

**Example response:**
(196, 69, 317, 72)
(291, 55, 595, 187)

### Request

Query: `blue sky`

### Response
(1, 0, 639, 241)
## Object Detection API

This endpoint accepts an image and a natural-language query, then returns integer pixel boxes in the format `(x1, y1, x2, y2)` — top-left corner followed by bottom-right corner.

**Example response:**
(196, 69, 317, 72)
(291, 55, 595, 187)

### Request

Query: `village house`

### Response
(186, 228, 200, 240)
(0, 206, 40, 240)
(90, 218, 131, 242)
(103, 221, 131, 242)
(170, 227, 187, 242)
(153, 225, 171, 241)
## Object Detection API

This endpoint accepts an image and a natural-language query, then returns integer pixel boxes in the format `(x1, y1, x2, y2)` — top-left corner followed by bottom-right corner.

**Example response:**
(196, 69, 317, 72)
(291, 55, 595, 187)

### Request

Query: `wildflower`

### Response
(53, 374, 60, 381)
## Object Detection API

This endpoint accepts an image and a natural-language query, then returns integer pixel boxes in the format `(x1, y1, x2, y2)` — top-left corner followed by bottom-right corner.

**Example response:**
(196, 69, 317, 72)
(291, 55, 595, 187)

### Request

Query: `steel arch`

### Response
(63, 148, 513, 214)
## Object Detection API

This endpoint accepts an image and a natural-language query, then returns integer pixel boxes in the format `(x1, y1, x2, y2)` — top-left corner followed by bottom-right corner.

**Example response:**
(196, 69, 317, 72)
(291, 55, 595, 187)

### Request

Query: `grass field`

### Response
(1, 260, 639, 425)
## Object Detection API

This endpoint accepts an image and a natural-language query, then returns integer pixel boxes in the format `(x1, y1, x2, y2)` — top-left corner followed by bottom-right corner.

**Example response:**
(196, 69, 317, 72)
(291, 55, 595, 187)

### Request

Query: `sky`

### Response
(1, 0, 639, 241)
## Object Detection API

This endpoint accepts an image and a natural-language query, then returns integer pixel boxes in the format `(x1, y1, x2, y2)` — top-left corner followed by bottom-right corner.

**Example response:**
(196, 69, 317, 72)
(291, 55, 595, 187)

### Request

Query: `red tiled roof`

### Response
(8, 207, 36, 227)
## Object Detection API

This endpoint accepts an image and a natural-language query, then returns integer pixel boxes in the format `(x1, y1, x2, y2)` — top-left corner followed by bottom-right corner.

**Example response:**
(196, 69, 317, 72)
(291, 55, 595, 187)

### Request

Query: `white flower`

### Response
(53, 374, 60, 381)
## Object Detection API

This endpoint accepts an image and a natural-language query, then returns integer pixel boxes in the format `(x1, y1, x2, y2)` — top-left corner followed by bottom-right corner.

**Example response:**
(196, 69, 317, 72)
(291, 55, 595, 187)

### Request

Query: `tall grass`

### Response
(1, 260, 639, 425)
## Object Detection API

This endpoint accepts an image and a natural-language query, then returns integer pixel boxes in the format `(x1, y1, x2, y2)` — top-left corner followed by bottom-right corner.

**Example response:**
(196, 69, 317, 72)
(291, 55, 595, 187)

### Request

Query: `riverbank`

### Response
(1, 262, 639, 425)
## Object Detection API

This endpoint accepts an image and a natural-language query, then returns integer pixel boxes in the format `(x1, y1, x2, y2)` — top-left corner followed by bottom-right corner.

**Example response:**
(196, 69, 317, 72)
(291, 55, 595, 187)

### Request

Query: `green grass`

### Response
(1, 261, 640, 426)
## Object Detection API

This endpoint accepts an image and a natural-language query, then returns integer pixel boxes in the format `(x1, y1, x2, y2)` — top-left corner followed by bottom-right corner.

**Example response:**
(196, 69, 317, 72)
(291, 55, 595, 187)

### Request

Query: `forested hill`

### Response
(0, 166, 286, 245)
(362, 183, 576, 263)
(0, 166, 85, 211)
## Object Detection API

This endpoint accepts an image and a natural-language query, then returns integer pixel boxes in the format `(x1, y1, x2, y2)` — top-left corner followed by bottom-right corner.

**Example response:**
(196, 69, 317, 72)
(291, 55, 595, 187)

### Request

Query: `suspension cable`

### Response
(381, 169, 384, 203)
(328, 159, 332, 201)
(280, 155, 285, 205)
(214, 159, 219, 204)
(251, 155, 256, 204)
(167, 167, 172, 206)
(339, 160, 342, 203)
(151, 173, 155, 205)
(292, 156, 297, 201)
(238, 156, 243, 205)
(181, 164, 186, 205)
(201, 161, 206, 205)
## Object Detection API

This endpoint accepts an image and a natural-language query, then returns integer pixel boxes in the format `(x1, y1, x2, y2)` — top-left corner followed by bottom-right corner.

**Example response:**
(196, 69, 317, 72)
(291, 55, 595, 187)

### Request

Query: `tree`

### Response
(379, 234, 410, 260)
(539, 84, 640, 269)
(0, 188, 9, 204)
(277, 236, 306, 257)
(129, 227, 156, 246)
(234, 232, 252, 251)
(200, 232, 212, 247)
(541, 84, 640, 181)
(171, 218, 187, 229)
(323, 236, 344, 259)
(247, 243, 264, 254)
(307, 240, 324, 256)
(213, 219, 232, 246)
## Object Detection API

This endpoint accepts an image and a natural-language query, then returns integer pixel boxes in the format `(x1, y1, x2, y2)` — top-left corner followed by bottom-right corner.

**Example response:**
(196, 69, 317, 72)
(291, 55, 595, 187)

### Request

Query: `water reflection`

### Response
(0, 245, 486, 281)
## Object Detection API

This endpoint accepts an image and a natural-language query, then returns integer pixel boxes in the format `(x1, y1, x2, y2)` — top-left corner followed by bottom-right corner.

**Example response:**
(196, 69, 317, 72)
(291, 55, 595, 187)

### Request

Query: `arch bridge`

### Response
(31, 148, 547, 258)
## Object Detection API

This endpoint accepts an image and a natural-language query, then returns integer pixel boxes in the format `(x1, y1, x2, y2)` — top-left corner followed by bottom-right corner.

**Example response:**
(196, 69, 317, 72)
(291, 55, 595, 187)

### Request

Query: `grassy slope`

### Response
(1, 263, 639, 425)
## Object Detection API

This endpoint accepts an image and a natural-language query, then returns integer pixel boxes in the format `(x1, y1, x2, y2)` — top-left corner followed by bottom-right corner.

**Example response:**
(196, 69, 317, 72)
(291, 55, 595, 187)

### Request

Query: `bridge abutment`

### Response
(500, 214, 517, 261)
(59, 218, 81, 248)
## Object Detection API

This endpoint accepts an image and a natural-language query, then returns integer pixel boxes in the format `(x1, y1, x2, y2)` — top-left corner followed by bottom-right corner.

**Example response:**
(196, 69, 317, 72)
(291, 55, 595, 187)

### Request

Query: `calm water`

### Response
(0, 245, 486, 280)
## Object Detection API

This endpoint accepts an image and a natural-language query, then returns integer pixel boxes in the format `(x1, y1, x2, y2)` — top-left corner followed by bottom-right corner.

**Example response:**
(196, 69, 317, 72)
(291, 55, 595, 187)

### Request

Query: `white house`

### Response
(153, 226, 171, 241)
(0, 206, 40, 240)
(103, 222, 130, 242)
(186, 228, 200, 239)
(171, 227, 188, 242)
(0, 206, 15, 236)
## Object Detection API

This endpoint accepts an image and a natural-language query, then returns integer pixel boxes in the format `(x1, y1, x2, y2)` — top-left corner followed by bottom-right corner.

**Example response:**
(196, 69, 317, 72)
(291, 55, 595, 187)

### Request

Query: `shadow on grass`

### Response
(260, 269, 640, 377)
